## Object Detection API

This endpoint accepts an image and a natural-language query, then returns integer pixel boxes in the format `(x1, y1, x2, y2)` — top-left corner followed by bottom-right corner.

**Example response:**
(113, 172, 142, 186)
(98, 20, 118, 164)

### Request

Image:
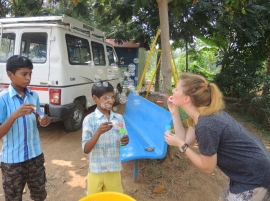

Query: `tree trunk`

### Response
(185, 41, 188, 72)
(154, 52, 161, 92)
(156, 0, 173, 162)
(63, 0, 69, 8)
(262, 56, 270, 96)
(156, 0, 172, 93)
(0, 2, 6, 17)
(34, 0, 44, 15)
(12, 0, 18, 17)
(154, 39, 162, 92)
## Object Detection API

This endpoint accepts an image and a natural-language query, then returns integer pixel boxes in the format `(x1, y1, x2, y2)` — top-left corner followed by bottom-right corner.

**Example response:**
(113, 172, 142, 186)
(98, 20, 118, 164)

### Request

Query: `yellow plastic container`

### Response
(79, 192, 136, 201)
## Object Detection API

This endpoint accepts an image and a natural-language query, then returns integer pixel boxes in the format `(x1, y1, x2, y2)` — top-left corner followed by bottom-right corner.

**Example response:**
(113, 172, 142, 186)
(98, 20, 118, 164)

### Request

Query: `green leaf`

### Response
(241, 7, 246, 14)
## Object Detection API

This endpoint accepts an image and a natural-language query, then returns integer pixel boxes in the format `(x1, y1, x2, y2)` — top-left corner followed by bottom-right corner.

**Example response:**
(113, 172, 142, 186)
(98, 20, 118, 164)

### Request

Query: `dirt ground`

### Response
(0, 103, 269, 201)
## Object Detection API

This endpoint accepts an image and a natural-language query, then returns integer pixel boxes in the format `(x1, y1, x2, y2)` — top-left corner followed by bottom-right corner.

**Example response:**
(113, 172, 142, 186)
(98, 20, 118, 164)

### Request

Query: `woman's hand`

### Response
(167, 100, 179, 115)
(164, 132, 184, 148)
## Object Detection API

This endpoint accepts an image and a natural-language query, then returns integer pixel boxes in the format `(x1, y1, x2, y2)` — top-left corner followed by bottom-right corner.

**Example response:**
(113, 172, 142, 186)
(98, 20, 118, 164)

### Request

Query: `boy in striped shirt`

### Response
(0, 55, 50, 201)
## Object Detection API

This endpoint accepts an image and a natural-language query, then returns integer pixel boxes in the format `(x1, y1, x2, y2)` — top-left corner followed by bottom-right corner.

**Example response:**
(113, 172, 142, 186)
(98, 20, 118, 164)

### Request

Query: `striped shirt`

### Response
(82, 108, 127, 174)
(0, 85, 43, 163)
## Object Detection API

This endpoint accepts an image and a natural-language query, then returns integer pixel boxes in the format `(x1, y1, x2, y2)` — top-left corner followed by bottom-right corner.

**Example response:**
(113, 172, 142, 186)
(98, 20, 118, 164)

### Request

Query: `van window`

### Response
(66, 34, 91, 65)
(106, 46, 117, 66)
(91, 41, 105, 66)
(20, 32, 47, 63)
(0, 33, 15, 62)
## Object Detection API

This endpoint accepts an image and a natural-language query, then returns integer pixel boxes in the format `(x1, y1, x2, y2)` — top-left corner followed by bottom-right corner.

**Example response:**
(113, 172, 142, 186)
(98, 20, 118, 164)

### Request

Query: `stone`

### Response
(153, 185, 165, 194)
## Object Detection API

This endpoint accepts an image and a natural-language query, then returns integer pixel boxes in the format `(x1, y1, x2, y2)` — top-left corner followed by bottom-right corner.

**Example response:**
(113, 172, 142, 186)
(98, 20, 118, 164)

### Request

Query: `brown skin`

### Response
(0, 68, 50, 139)
(83, 92, 129, 153)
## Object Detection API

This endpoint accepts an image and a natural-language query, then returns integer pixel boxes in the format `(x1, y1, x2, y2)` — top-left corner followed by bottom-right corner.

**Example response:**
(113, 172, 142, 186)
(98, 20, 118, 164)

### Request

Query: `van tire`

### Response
(63, 100, 84, 132)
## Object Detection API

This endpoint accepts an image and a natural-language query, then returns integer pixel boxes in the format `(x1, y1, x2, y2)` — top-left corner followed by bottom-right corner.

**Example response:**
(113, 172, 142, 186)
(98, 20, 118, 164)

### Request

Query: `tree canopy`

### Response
(1, 0, 270, 92)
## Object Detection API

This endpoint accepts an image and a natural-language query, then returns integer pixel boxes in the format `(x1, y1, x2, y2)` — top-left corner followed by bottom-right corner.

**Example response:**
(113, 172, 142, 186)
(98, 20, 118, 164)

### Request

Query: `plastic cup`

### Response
(165, 124, 171, 135)
(39, 111, 45, 119)
(119, 128, 125, 146)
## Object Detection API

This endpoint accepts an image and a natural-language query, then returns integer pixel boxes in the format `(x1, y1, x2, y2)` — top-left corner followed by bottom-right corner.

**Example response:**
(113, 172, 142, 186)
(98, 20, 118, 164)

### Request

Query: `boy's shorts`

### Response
(1, 153, 47, 201)
(87, 171, 123, 195)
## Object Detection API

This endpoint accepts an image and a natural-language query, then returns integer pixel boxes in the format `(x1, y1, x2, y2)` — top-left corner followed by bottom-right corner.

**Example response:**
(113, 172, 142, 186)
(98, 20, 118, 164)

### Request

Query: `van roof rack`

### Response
(0, 15, 105, 41)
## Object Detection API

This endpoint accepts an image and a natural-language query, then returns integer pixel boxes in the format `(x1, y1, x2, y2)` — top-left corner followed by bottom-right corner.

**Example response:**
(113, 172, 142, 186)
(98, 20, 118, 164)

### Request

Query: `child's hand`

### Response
(96, 122, 113, 135)
(39, 114, 50, 127)
(14, 104, 35, 118)
(120, 135, 129, 146)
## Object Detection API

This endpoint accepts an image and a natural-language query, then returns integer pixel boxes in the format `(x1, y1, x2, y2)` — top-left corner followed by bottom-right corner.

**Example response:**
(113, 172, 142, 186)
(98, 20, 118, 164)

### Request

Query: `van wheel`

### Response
(64, 100, 84, 132)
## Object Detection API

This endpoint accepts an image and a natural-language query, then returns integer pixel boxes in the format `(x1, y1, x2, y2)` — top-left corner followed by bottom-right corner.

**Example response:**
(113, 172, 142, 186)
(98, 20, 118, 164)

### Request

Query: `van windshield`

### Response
(0, 33, 15, 62)
(20, 32, 47, 63)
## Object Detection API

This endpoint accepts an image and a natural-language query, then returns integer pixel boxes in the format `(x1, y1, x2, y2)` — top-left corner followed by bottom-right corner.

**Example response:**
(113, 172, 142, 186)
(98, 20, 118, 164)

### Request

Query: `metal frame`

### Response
(136, 28, 179, 98)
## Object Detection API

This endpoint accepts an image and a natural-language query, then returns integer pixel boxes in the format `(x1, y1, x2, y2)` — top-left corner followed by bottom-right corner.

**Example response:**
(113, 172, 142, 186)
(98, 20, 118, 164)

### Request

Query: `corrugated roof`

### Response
(106, 39, 140, 48)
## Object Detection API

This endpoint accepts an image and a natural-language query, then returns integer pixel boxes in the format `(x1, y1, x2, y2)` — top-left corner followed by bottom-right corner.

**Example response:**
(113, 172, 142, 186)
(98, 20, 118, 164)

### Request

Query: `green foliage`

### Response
(249, 75, 270, 128)
(173, 38, 219, 80)
(179, 108, 189, 121)
(0, 0, 93, 18)
(1, 0, 269, 104)
(87, 0, 154, 46)
(190, 65, 216, 82)
(214, 58, 265, 109)
(225, 98, 270, 134)
(216, 0, 270, 68)
(0, 0, 43, 17)
(250, 95, 270, 129)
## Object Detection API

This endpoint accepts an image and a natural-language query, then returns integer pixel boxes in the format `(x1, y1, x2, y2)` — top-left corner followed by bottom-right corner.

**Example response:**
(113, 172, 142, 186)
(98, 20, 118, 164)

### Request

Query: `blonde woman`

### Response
(165, 73, 270, 201)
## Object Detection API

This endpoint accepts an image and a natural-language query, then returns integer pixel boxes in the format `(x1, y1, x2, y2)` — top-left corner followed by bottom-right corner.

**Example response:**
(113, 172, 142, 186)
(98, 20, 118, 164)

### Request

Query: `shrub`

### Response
(214, 58, 264, 110)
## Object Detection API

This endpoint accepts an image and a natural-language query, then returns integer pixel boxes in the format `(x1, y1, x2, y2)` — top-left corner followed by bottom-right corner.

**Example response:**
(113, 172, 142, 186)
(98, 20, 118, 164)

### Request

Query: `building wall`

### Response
(115, 47, 150, 88)
(116, 48, 138, 86)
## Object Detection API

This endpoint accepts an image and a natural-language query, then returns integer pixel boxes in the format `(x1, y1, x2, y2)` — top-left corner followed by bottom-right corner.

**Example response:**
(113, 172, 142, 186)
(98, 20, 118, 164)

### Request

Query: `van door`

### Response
(0, 31, 18, 86)
(18, 29, 51, 104)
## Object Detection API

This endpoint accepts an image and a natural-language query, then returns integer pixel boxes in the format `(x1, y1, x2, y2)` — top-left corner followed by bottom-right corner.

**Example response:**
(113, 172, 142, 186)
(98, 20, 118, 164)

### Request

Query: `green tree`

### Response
(212, 0, 270, 105)
(0, 0, 44, 17)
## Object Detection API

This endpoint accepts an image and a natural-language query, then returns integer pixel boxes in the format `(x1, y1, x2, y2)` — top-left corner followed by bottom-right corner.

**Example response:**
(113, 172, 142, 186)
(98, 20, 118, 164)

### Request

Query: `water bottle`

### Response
(39, 111, 45, 119)
(165, 125, 171, 135)
(119, 128, 125, 146)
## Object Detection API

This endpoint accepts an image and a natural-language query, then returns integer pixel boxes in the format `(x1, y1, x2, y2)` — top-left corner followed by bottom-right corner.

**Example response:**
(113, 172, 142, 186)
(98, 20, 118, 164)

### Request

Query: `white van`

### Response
(0, 15, 122, 132)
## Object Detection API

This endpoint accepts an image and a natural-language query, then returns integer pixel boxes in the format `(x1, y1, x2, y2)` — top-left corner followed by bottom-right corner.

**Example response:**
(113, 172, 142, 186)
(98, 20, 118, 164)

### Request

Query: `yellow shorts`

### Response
(87, 171, 123, 195)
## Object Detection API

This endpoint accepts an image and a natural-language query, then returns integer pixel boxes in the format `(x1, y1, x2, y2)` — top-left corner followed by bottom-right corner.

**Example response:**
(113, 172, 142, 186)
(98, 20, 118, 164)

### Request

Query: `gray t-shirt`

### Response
(196, 110, 270, 194)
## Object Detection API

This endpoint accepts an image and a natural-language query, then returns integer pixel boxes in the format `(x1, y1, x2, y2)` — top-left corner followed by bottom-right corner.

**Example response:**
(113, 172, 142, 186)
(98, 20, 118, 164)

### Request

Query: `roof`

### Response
(106, 39, 140, 48)
(0, 15, 105, 40)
